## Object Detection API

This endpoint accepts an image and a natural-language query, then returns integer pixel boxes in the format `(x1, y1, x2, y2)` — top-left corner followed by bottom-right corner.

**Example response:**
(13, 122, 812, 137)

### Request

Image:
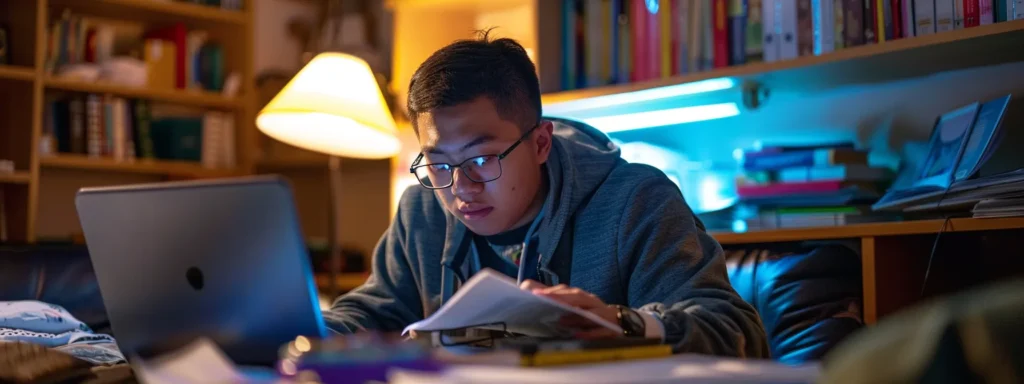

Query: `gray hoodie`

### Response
(324, 119, 770, 358)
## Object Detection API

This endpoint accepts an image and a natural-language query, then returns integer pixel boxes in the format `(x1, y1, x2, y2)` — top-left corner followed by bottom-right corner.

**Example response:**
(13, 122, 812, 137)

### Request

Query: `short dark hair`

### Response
(406, 30, 541, 132)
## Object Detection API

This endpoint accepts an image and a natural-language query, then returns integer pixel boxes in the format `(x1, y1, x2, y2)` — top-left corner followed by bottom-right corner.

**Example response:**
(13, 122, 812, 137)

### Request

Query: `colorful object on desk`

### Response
(277, 333, 440, 383)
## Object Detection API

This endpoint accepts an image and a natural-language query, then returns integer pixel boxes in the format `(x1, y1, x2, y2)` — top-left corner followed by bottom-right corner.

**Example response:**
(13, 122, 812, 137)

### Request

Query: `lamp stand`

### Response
(327, 155, 344, 298)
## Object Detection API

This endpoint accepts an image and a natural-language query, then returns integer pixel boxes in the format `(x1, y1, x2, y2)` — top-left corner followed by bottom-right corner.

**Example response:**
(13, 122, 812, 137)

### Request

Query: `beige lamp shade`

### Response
(256, 52, 401, 159)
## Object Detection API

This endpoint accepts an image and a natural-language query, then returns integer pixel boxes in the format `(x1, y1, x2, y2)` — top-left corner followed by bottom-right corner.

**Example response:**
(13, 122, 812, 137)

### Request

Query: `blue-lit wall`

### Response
(546, 61, 1024, 217)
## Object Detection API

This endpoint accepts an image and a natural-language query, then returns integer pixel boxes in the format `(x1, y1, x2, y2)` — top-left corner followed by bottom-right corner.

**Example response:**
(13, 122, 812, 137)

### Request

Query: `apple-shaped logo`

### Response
(186, 267, 204, 291)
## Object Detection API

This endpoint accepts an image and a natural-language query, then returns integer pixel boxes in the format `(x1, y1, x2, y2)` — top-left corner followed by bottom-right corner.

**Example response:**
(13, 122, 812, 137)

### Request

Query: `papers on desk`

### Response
(132, 338, 286, 384)
(388, 354, 822, 384)
(403, 269, 621, 338)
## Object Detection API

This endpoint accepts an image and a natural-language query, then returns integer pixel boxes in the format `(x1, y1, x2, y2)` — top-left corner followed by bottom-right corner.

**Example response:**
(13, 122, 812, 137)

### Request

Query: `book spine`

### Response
(669, 0, 682, 74)
(631, 0, 647, 81)
(616, 0, 632, 84)
(86, 94, 102, 157)
(69, 96, 85, 154)
(746, 0, 764, 61)
(676, 0, 689, 73)
(812, 0, 835, 54)
(660, 0, 674, 77)
(844, 0, 864, 45)
(979, 0, 994, 23)
(561, 0, 576, 90)
(890, 0, 903, 39)
(936, 0, 956, 31)
(902, 0, 916, 37)
(797, 0, 814, 55)
(864, 0, 878, 43)
(713, 0, 731, 67)
(647, 0, 662, 77)
(876, 0, 888, 41)
(916, 0, 937, 35)
(762, 0, 778, 62)
(729, 0, 748, 65)
(964, 0, 980, 26)
(954, 0, 965, 28)
(834, 0, 845, 49)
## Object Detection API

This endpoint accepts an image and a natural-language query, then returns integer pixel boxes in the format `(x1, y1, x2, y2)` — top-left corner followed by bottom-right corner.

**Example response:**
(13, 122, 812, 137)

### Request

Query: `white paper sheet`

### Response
(132, 338, 287, 384)
(388, 354, 823, 384)
(403, 269, 621, 337)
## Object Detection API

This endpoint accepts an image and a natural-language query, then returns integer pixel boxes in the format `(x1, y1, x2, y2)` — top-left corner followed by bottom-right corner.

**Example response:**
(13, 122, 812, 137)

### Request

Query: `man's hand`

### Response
(520, 280, 621, 339)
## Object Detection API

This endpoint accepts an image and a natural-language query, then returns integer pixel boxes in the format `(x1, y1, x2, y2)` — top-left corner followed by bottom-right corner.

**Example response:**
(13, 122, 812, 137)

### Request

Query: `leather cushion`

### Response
(725, 243, 864, 363)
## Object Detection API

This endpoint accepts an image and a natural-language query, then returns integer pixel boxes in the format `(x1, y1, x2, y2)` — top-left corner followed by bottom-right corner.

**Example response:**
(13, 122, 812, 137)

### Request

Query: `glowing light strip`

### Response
(545, 78, 737, 114)
(583, 102, 740, 133)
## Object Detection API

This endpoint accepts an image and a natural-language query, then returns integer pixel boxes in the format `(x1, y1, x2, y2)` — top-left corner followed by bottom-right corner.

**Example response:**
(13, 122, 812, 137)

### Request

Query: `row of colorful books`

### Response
(41, 93, 236, 169)
(177, 0, 244, 11)
(559, 0, 1022, 91)
(730, 142, 898, 228)
(46, 11, 227, 92)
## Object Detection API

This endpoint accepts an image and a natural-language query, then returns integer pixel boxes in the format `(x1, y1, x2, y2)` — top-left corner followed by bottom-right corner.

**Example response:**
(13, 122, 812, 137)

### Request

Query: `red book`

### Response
(890, 0, 902, 39)
(737, 180, 855, 199)
(964, 0, 980, 27)
(631, 0, 648, 81)
(670, 0, 681, 75)
(144, 23, 187, 89)
(712, 0, 730, 68)
(645, 1, 661, 79)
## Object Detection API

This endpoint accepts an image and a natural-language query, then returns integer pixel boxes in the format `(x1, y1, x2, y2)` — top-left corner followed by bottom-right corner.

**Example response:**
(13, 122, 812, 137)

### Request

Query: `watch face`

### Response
(619, 306, 645, 336)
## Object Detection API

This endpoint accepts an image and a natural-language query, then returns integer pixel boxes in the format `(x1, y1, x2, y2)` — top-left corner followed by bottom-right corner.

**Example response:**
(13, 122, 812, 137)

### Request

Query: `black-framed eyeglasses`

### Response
(409, 124, 540, 190)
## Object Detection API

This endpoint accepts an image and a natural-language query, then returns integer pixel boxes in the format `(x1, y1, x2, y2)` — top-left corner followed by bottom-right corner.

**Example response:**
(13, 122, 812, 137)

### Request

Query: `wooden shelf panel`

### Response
(44, 78, 243, 109)
(0, 66, 36, 82)
(542, 19, 1024, 106)
(48, 0, 246, 26)
(0, 172, 31, 184)
(315, 273, 368, 292)
(711, 217, 1024, 245)
(40, 154, 239, 178)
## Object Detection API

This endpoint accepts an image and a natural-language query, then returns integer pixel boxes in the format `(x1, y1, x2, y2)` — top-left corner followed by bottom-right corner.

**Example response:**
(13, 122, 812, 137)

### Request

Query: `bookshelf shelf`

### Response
(0, 66, 36, 82)
(0, 172, 31, 185)
(542, 19, 1024, 105)
(44, 77, 244, 109)
(315, 273, 369, 292)
(710, 217, 1024, 245)
(40, 154, 239, 178)
(48, 0, 246, 26)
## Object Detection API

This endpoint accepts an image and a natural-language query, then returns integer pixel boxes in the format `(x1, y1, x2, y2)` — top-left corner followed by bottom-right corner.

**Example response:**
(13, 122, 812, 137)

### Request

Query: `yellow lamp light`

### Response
(256, 52, 400, 159)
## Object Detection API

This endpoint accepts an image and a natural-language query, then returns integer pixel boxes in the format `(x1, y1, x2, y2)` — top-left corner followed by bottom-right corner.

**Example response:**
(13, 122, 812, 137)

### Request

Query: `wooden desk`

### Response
(710, 217, 1024, 324)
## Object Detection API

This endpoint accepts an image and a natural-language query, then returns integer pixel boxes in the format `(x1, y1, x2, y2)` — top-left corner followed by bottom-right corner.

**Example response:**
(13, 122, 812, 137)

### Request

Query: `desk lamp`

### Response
(257, 52, 400, 297)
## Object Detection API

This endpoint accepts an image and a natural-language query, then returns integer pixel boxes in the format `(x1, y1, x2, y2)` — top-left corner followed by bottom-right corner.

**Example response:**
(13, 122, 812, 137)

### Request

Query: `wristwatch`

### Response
(613, 305, 646, 338)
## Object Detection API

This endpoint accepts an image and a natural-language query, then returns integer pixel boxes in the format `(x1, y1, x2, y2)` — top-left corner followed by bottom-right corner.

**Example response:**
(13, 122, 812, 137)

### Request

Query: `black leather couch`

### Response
(724, 242, 865, 363)
(0, 242, 864, 364)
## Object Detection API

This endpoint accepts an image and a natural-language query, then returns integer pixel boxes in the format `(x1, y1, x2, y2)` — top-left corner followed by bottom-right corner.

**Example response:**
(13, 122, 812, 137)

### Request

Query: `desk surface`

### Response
(710, 217, 1024, 245)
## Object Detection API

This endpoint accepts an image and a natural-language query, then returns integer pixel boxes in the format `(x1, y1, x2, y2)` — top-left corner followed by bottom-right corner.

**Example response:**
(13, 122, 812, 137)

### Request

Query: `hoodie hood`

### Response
(438, 117, 624, 279)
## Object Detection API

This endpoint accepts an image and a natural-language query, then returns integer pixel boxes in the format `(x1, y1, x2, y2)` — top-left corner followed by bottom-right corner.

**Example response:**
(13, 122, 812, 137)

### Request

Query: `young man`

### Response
(324, 34, 769, 357)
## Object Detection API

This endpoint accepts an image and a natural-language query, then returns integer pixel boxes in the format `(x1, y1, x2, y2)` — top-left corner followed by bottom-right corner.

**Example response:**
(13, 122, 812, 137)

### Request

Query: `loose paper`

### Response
(403, 269, 621, 338)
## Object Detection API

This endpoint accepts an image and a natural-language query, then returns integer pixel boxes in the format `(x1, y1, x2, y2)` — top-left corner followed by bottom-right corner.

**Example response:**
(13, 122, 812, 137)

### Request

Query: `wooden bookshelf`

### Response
(0, 0, 256, 243)
(40, 154, 240, 178)
(44, 78, 244, 109)
(0, 172, 32, 184)
(48, 0, 247, 26)
(0, 66, 37, 82)
(543, 18, 1024, 105)
(711, 217, 1024, 245)
(315, 273, 370, 292)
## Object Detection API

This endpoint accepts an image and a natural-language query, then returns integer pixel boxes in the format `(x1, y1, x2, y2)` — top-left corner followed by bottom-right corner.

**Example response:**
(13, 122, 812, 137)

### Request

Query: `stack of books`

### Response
(735, 142, 897, 229)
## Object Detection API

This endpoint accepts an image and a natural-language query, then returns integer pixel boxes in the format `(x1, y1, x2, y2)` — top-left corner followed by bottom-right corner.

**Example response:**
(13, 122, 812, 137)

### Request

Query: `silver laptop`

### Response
(75, 175, 327, 366)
